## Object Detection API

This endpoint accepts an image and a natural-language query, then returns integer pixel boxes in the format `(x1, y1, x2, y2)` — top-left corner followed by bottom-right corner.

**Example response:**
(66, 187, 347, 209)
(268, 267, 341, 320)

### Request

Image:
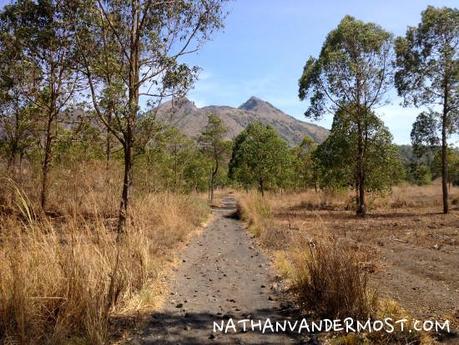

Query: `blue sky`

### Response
(184, 0, 459, 145)
(0, 0, 457, 144)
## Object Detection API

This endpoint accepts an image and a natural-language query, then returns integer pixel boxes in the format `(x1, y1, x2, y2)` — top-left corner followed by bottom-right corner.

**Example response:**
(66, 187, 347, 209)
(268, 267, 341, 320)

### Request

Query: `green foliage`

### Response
(395, 6, 459, 110)
(298, 15, 394, 120)
(410, 110, 441, 157)
(298, 15, 395, 215)
(409, 163, 433, 186)
(313, 108, 403, 192)
(397, 145, 434, 185)
(198, 114, 231, 199)
(136, 125, 211, 193)
(395, 5, 459, 212)
(54, 121, 106, 165)
(290, 136, 318, 189)
(432, 148, 459, 185)
(229, 122, 293, 194)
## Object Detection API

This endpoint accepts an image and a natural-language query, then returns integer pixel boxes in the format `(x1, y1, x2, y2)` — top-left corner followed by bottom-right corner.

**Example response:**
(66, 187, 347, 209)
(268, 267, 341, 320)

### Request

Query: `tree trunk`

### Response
(7, 109, 21, 174)
(117, 141, 132, 234)
(209, 159, 219, 204)
(441, 105, 449, 214)
(356, 120, 366, 217)
(116, 0, 140, 234)
(40, 115, 54, 210)
(209, 178, 214, 204)
(106, 110, 112, 164)
(259, 177, 264, 197)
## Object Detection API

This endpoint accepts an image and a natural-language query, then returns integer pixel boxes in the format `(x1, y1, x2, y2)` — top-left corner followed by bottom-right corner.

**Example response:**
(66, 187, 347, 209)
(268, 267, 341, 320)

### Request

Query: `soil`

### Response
(274, 204, 459, 343)
(135, 196, 306, 345)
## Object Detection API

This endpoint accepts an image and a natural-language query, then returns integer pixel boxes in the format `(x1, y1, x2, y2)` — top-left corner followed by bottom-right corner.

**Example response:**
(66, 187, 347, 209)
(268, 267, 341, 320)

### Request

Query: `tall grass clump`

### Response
(0, 166, 209, 345)
(288, 239, 376, 319)
(236, 191, 272, 237)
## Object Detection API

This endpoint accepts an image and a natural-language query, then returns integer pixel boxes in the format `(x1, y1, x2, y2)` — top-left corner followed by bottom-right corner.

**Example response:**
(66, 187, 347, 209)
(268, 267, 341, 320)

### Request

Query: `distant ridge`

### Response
(155, 96, 329, 145)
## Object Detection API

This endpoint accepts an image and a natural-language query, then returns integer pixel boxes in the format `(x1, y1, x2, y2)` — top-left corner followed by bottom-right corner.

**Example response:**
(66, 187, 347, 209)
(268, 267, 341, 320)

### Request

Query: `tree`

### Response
(313, 107, 402, 195)
(431, 148, 459, 187)
(73, 0, 227, 232)
(395, 6, 459, 213)
(290, 136, 317, 190)
(198, 114, 230, 203)
(229, 122, 293, 195)
(298, 15, 394, 216)
(137, 125, 211, 193)
(0, 0, 80, 209)
(0, 25, 38, 174)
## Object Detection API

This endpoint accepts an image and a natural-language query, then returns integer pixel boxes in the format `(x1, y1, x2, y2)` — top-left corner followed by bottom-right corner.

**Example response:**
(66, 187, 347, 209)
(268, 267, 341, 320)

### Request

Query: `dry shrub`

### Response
(0, 171, 209, 345)
(236, 191, 272, 238)
(288, 239, 376, 320)
(132, 192, 209, 249)
(331, 300, 434, 345)
(0, 221, 144, 345)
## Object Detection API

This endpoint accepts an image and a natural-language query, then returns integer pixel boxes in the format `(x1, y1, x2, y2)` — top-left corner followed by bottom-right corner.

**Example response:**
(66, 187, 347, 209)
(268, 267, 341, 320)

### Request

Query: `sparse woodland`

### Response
(0, 2, 458, 345)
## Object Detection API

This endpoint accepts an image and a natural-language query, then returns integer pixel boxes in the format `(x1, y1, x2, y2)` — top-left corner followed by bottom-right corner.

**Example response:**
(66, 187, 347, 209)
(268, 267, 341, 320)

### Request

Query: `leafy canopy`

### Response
(314, 107, 402, 192)
(229, 122, 293, 192)
(299, 15, 394, 120)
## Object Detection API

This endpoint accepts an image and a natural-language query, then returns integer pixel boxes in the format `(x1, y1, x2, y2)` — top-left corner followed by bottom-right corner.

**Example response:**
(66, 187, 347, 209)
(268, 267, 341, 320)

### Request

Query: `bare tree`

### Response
(74, 0, 227, 233)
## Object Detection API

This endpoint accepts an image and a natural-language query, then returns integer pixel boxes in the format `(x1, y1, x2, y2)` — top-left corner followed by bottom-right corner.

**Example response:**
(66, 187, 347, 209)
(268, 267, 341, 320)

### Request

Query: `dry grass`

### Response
(236, 186, 459, 344)
(238, 190, 375, 320)
(288, 239, 377, 320)
(0, 162, 209, 345)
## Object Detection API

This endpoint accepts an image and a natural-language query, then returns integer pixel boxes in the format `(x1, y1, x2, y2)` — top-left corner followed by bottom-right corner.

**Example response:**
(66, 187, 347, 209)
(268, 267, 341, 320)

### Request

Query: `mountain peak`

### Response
(238, 96, 268, 110)
(238, 96, 282, 114)
(156, 96, 329, 145)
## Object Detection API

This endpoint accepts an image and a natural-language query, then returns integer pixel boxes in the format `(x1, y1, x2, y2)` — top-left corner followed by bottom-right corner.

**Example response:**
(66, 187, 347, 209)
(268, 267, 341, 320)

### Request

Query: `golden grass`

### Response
(236, 186, 456, 344)
(0, 162, 209, 345)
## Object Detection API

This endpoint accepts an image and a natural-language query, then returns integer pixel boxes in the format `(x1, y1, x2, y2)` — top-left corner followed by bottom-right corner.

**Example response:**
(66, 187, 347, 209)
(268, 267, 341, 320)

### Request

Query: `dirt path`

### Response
(137, 195, 303, 344)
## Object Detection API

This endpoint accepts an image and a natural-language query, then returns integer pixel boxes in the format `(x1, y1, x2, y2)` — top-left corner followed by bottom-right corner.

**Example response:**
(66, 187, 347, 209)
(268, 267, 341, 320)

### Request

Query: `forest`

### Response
(0, 1, 458, 345)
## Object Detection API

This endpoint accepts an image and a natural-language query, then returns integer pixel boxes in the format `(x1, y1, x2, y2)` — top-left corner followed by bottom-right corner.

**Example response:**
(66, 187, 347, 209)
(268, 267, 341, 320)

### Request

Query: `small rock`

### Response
(208, 334, 215, 340)
(175, 303, 183, 308)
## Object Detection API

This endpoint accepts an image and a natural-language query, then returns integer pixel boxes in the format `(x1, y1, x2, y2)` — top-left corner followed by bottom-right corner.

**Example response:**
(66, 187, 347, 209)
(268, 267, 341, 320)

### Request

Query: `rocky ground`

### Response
(136, 196, 305, 344)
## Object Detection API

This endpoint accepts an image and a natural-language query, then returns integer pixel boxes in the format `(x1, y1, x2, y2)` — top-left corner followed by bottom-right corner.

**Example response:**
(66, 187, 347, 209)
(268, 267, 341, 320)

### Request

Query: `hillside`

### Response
(155, 96, 329, 145)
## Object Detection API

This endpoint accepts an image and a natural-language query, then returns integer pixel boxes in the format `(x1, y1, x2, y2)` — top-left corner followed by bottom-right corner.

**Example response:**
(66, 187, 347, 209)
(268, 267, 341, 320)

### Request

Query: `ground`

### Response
(135, 195, 305, 344)
(273, 204, 459, 322)
(130, 187, 459, 344)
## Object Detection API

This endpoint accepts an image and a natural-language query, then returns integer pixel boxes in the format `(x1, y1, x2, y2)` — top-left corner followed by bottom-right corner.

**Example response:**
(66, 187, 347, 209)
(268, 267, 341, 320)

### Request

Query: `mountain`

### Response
(155, 96, 329, 145)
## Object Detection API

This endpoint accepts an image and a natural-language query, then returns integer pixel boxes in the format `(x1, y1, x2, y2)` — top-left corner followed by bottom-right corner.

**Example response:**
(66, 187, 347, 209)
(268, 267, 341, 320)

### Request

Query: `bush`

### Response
(289, 239, 376, 319)
(0, 171, 209, 345)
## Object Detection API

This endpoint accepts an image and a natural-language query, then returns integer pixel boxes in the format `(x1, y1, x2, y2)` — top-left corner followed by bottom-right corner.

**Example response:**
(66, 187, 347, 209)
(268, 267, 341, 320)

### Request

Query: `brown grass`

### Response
(0, 162, 209, 345)
(237, 190, 374, 320)
(289, 239, 377, 320)
(236, 186, 459, 344)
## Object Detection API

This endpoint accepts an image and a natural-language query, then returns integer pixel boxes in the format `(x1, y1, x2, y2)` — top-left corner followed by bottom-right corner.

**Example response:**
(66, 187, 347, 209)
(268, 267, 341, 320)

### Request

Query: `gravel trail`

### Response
(138, 195, 304, 345)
